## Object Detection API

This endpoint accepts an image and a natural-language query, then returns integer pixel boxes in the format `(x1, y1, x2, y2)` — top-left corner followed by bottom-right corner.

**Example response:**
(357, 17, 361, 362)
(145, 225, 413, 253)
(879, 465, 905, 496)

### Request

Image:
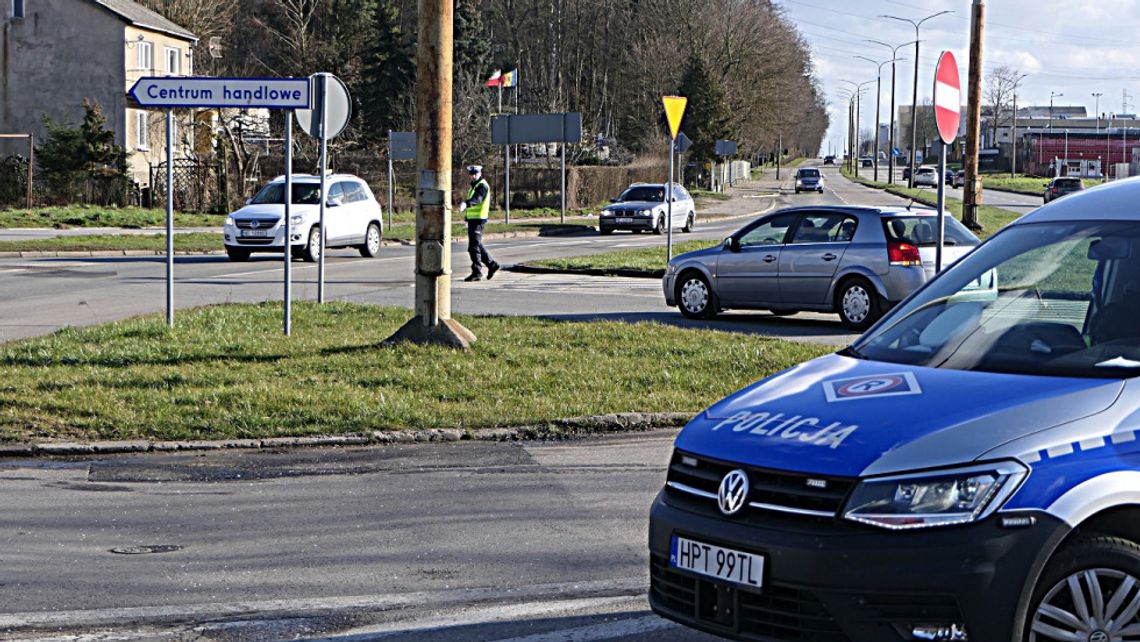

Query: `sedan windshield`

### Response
(852, 221, 1140, 379)
(799, 169, 820, 178)
(619, 186, 666, 202)
(250, 183, 323, 205)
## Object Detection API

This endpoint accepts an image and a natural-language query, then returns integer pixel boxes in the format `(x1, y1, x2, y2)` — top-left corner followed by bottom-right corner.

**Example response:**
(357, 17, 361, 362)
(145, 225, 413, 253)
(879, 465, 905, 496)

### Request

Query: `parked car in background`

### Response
(945, 169, 956, 185)
(223, 174, 384, 262)
(902, 166, 912, 181)
(794, 167, 825, 193)
(823, 155, 836, 165)
(599, 183, 695, 235)
(1044, 176, 1085, 203)
(913, 166, 939, 187)
(954, 169, 966, 187)
(663, 205, 980, 329)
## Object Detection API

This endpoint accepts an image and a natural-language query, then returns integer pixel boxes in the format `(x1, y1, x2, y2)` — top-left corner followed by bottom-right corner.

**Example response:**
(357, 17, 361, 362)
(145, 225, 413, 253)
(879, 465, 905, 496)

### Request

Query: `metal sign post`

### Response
(662, 97, 687, 262)
(165, 109, 174, 329)
(387, 132, 416, 231)
(284, 114, 293, 336)
(490, 113, 582, 225)
(295, 73, 351, 305)
(388, 130, 395, 231)
(932, 51, 962, 273)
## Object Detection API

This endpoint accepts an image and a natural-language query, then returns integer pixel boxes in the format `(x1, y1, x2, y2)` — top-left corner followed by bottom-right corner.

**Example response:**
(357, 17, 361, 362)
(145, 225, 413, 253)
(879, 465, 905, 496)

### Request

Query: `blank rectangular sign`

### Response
(715, 140, 738, 156)
(491, 113, 582, 145)
(390, 132, 416, 161)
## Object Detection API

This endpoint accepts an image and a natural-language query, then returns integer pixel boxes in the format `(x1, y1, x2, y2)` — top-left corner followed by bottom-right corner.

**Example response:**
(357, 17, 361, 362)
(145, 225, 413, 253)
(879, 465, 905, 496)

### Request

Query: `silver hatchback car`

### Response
(663, 206, 981, 329)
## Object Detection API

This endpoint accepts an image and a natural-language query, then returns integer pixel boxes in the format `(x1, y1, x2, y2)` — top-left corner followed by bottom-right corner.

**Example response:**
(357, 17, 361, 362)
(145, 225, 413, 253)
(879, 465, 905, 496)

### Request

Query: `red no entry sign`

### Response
(933, 51, 961, 145)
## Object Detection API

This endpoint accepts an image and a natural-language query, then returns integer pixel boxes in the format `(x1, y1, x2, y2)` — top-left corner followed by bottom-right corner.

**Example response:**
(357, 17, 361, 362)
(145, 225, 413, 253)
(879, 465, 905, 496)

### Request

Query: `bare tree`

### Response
(985, 65, 1023, 147)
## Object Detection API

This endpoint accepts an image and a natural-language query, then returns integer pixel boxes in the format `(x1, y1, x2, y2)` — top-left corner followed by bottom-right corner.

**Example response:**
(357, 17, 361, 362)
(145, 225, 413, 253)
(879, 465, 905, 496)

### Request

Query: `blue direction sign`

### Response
(128, 77, 310, 109)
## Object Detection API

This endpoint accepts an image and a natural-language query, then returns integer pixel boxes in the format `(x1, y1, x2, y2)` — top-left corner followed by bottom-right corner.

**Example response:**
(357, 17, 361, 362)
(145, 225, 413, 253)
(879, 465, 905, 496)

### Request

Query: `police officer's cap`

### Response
(467, 165, 483, 174)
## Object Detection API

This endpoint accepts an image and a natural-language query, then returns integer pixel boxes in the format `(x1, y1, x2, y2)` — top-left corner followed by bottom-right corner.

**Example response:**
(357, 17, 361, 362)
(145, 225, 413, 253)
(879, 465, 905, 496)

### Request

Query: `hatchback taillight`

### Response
(888, 241, 921, 266)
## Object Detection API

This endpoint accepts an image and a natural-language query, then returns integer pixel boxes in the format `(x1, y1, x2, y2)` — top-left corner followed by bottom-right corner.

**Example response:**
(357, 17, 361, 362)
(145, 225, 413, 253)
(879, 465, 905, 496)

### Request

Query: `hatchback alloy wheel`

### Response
(1030, 568, 1140, 641)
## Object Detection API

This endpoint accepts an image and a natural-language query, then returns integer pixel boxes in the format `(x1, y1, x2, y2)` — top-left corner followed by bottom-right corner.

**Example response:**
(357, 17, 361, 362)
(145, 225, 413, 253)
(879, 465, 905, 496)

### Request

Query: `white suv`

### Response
(223, 174, 384, 262)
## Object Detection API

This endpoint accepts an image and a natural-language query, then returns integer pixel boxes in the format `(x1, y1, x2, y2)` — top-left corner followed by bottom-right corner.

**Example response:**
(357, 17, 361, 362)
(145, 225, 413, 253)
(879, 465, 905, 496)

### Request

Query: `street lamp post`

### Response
(882, 10, 954, 188)
(1094, 92, 1104, 133)
(856, 56, 904, 183)
(868, 39, 917, 185)
(840, 79, 874, 177)
(1064, 129, 1069, 176)
(1010, 73, 1028, 178)
(1049, 91, 1063, 131)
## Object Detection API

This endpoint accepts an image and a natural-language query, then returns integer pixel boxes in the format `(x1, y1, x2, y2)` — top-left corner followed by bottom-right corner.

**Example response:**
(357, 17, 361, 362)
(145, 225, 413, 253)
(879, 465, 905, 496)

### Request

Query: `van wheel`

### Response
(303, 226, 321, 263)
(837, 277, 880, 330)
(359, 223, 382, 257)
(677, 272, 718, 320)
(1025, 536, 1140, 641)
(225, 248, 250, 262)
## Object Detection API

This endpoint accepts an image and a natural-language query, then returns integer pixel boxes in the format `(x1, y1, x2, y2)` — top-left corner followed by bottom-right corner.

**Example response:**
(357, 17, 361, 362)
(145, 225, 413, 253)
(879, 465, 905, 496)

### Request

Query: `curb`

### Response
(0, 412, 693, 459)
(509, 264, 663, 279)
(984, 185, 1043, 199)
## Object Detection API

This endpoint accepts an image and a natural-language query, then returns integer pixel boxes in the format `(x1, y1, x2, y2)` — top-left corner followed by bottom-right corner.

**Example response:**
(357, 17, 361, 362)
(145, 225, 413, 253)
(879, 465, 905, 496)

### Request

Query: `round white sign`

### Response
(295, 73, 352, 140)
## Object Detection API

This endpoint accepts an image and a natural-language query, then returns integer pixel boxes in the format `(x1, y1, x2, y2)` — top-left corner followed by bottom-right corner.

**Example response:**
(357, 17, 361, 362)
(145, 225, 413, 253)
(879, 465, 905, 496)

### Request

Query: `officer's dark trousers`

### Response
(467, 219, 495, 274)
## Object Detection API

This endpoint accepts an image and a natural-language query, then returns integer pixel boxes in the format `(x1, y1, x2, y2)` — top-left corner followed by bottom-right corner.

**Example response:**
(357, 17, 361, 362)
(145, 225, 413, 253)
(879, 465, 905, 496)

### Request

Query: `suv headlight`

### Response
(843, 462, 1027, 530)
(290, 214, 305, 225)
(224, 216, 235, 227)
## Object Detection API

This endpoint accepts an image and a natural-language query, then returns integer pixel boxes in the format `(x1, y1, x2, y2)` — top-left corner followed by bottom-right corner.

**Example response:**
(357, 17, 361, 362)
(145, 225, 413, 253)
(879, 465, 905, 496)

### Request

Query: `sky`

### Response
(774, 0, 1140, 154)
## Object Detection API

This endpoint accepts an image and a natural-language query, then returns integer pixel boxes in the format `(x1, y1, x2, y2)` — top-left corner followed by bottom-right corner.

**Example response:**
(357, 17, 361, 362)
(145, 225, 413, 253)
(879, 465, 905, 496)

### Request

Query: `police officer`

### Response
(459, 164, 499, 282)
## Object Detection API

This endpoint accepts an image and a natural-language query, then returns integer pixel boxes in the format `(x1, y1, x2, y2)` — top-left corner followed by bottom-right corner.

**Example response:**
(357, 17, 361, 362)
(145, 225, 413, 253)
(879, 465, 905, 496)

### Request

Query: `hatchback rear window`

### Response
(1056, 179, 1082, 187)
(882, 216, 979, 247)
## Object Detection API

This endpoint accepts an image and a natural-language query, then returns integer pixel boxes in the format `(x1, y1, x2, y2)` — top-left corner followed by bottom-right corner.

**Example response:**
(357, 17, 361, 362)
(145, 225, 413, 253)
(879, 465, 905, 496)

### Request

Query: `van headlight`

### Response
(291, 214, 305, 225)
(843, 462, 1027, 530)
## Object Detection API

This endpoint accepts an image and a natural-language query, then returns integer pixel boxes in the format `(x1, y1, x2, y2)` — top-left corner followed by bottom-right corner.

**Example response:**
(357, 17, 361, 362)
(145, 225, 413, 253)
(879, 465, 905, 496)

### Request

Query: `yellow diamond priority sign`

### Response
(662, 96, 687, 140)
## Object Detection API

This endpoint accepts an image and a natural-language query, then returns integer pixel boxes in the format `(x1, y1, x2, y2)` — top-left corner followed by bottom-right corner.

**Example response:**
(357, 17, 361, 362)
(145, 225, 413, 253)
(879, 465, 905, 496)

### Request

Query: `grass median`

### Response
(0, 302, 833, 442)
(981, 174, 1103, 195)
(528, 239, 720, 276)
(0, 232, 220, 253)
(0, 205, 220, 229)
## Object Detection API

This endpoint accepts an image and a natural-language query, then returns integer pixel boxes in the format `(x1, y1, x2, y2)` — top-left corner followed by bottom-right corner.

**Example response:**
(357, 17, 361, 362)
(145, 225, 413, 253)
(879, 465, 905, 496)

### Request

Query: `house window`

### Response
(137, 41, 153, 72)
(12, 0, 25, 19)
(164, 47, 180, 75)
(136, 112, 149, 150)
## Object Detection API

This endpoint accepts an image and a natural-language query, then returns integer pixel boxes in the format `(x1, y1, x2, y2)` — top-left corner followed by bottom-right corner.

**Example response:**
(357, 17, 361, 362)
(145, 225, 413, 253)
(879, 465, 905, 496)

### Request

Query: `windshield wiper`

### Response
(837, 346, 865, 360)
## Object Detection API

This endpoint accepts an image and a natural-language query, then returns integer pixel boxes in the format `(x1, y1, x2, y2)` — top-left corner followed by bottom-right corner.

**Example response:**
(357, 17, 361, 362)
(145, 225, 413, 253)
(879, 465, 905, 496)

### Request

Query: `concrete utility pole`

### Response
(385, 0, 475, 348)
(882, 10, 952, 188)
(962, 0, 985, 230)
(1094, 92, 1104, 133)
(856, 56, 892, 182)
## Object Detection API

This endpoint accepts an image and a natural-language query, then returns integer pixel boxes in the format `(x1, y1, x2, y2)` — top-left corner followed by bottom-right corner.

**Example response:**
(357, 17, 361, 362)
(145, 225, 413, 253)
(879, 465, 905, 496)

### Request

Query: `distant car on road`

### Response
(823, 155, 836, 165)
(945, 168, 956, 185)
(860, 157, 874, 168)
(663, 205, 981, 329)
(913, 166, 939, 187)
(223, 174, 384, 262)
(1044, 176, 1085, 203)
(954, 169, 966, 187)
(794, 167, 825, 193)
(599, 183, 695, 235)
(902, 166, 912, 181)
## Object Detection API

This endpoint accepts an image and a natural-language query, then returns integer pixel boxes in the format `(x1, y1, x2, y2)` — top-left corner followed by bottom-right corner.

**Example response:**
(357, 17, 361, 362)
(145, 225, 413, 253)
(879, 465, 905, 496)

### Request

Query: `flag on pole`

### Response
(502, 69, 518, 88)
(485, 70, 502, 87)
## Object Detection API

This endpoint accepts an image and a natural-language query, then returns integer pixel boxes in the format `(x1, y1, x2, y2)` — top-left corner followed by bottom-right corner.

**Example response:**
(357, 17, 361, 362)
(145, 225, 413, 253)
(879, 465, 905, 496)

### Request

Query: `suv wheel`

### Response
(225, 247, 251, 262)
(837, 278, 880, 330)
(683, 214, 695, 233)
(303, 226, 321, 263)
(1026, 536, 1140, 641)
(677, 272, 718, 319)
(359, 223, 382, 257)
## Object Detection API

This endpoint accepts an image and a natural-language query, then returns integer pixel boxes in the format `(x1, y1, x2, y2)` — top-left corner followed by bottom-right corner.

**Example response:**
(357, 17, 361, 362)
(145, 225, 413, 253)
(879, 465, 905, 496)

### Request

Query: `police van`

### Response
(650, 179, 1140, 641)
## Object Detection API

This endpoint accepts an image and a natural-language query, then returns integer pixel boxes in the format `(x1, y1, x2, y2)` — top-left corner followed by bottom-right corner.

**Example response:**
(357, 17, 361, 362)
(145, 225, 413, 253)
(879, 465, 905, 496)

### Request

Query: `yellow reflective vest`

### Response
(465, 179, 491, 221)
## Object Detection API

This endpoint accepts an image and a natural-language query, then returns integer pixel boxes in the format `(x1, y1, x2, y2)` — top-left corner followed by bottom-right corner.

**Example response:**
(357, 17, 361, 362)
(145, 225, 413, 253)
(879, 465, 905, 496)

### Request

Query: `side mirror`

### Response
(725, 236, 739, 252)
(609, 197, 619, 203)
(327, 197, 343, 207)
(245, 198, 253, 206)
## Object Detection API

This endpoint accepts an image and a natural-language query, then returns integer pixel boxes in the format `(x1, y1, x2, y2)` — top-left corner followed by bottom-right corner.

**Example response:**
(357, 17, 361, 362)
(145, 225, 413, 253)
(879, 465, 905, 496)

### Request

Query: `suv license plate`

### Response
(670, 536, 763, 589)
(616, 217, 633, 224)
(241, 230, 269, 238)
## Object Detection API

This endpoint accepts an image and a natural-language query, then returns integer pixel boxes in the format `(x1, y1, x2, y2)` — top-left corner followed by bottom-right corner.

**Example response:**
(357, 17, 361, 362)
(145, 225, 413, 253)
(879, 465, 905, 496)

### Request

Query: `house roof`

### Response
(88, 0, 197, 42)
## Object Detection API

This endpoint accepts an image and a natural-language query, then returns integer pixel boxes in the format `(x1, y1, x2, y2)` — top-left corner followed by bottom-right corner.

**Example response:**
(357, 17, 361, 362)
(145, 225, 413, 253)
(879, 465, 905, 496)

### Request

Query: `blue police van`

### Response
(649, 179, 1140, 641)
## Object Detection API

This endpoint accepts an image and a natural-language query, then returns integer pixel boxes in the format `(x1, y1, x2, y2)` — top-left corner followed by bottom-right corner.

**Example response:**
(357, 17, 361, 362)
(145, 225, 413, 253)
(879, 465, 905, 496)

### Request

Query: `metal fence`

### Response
(148, 159, 225, 212)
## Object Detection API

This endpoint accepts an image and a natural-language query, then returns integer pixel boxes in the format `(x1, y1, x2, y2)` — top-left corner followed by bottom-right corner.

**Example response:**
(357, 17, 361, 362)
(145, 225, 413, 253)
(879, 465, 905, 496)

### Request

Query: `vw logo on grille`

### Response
(718, 470, 749, 516)
(249, 220, 260, 229)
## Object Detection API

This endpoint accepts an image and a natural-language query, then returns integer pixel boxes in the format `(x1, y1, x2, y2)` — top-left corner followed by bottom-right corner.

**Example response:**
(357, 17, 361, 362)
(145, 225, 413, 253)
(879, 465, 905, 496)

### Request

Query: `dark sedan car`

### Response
(1044, 176, 1085, 203)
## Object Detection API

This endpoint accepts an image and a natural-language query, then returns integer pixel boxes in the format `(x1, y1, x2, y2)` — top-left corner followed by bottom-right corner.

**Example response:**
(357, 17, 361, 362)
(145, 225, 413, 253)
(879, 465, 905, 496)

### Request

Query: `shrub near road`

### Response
(0, 302, 832, 443)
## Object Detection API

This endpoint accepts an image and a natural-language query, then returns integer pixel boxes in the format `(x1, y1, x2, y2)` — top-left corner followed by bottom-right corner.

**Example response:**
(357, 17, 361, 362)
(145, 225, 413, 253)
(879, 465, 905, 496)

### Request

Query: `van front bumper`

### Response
(648, 489, 1068, 641)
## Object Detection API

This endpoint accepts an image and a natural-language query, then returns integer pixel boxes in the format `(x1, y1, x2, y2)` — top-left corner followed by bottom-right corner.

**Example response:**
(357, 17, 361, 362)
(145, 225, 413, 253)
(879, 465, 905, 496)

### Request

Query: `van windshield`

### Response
(250, 183, 323, 205)
(852, 221, 1140, 379)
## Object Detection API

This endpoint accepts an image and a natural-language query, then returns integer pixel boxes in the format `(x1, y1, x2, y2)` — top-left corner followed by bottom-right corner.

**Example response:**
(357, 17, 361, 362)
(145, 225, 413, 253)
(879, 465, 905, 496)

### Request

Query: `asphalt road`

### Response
(0, 431, 727, 641)
(0, 171, 867, 346)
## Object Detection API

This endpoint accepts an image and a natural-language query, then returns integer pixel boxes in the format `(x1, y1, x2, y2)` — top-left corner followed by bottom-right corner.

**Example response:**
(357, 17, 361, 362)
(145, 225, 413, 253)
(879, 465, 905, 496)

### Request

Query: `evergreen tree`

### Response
(38, 100, 129, 204)
(359, 0, 415, 137)
(678, 53, 731, 165)
(454, 0, 491, 82)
